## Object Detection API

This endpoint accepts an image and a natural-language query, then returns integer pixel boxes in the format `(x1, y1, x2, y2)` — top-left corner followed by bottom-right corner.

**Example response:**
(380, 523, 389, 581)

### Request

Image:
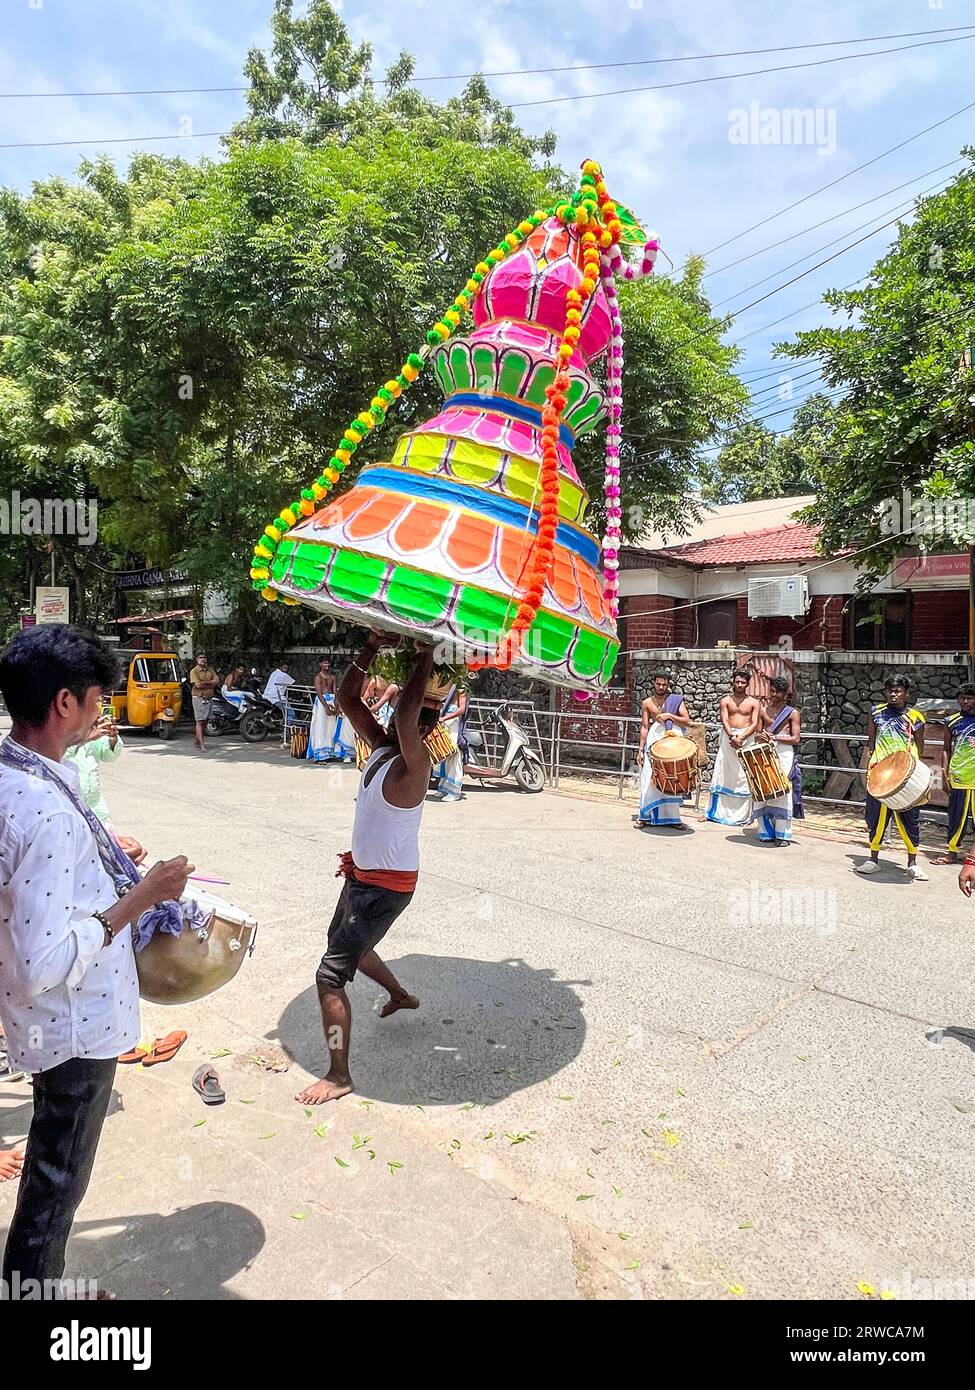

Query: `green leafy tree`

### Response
(0, 1, 748, 644)
(777, 154, 975, 579)
(700, 392, 834, 504)
(231, 0, 557, 162)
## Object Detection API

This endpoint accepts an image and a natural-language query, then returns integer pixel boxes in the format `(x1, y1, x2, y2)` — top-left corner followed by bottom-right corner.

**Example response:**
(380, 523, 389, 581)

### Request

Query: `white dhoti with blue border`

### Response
(750, 742, 794, 843)
(307, 695, 337, 762)
(639, 721, 684, 825)
(706, 732, 753, 827)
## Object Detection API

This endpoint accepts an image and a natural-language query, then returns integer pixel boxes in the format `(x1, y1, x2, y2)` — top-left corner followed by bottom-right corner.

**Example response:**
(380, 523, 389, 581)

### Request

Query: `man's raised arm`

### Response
(337, 633, 390, 747)
(394, 645, 435, 774)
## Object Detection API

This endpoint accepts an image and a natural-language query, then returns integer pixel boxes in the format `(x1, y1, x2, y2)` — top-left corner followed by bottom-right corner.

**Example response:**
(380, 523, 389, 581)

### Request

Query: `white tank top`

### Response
(351, 747, 423, 872)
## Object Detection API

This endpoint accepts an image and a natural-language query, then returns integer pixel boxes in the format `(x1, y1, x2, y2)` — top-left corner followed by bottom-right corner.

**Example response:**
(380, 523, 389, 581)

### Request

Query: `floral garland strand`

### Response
(249, 209, 555, 600)
(598, 252, 623, 618)
(474, 159, 625, 670)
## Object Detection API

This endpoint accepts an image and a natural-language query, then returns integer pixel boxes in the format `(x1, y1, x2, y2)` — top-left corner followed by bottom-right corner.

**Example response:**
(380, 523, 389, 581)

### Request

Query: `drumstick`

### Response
(189, 873, 231, 885)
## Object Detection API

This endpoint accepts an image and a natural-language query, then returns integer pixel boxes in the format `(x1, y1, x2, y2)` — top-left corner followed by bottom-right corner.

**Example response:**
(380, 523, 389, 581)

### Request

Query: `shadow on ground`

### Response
(842, 852, 915, 884)
(68, 1202, 265, 1299)
(272, 954, 589, 1106)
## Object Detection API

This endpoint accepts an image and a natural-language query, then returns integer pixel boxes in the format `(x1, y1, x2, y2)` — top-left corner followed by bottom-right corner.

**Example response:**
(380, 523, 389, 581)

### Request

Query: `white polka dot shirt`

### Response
(0, 740, 140, 1074)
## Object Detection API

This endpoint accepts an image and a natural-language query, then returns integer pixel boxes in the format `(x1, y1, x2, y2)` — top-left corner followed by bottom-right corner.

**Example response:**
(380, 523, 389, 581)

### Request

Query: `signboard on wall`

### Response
(893, 553, 968, 589)
(202, 587, 233, 624)
(114, 566, 189, 592)
(35, 586, 70, 625)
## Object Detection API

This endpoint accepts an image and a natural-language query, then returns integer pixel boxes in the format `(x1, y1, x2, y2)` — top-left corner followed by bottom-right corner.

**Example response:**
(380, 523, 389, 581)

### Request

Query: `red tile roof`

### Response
(647, 521, 825, 567)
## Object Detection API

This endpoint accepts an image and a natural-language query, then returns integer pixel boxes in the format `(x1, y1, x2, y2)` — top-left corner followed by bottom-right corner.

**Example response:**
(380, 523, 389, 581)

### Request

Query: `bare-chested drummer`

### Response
(635, 671, 692, 828)
(705, 668, 761, 827)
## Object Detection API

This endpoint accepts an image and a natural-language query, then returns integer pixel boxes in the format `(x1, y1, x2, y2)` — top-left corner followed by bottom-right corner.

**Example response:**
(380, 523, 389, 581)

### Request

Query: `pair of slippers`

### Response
(119, 1031, 225, 1105)
(119, 1030, 187, 1067)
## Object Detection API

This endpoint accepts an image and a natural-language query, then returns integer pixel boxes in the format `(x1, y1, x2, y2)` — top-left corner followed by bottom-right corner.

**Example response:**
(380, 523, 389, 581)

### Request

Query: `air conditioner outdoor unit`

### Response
(747, 574, 809, 618)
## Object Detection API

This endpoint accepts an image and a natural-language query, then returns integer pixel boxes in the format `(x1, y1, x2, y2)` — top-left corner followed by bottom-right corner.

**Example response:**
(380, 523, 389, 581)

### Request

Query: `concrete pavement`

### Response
(2, 722, 974, 1300)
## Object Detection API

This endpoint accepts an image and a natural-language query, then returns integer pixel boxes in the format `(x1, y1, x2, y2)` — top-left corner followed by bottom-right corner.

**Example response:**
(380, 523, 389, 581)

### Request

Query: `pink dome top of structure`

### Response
(472, 218, 612, 365)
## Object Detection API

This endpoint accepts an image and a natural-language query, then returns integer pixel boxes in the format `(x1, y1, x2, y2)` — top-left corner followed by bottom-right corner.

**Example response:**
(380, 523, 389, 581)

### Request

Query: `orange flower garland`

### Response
(482, 159, 622, 671)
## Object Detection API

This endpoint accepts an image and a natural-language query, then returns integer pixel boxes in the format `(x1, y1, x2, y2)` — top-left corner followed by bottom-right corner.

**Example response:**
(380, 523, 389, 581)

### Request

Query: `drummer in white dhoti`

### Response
(635, 672, 692, 827)
(706, 668, 762, 827)
(751, 675, 803, 844)
(308, 657, 338, 763)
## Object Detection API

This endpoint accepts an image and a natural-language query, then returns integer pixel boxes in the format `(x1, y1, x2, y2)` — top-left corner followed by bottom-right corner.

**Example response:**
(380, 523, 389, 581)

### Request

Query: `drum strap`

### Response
(769, 706, 794, 735)
(0, 736, 205, 950)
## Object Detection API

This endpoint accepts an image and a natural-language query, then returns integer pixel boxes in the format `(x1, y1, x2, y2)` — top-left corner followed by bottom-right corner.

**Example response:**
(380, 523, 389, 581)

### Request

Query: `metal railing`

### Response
(277, 691, 948, 815)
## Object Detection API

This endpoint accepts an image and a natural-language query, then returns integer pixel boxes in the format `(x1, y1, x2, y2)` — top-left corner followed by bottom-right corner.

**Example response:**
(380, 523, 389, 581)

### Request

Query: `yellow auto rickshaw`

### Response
(108, 649, 183, 740)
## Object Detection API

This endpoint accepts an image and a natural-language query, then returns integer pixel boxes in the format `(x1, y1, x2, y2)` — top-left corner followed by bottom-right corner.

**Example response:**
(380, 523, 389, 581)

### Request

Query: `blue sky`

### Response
(2, 0, 973, 419)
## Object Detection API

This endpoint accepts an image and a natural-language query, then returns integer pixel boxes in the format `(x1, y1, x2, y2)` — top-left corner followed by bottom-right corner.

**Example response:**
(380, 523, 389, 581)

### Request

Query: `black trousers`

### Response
(2, 1055, 116, 1294)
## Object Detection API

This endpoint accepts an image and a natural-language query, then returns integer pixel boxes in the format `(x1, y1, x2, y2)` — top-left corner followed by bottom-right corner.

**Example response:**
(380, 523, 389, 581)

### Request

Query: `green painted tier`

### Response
(266, 536, 620, 690)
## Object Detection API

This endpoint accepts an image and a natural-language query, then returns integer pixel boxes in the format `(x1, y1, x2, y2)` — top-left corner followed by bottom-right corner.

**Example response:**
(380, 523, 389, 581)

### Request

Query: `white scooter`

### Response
(463, 702, 546, 793)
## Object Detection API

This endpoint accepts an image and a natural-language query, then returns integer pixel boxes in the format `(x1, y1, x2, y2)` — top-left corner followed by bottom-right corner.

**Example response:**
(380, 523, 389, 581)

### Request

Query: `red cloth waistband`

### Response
(336, 850, 417, 894)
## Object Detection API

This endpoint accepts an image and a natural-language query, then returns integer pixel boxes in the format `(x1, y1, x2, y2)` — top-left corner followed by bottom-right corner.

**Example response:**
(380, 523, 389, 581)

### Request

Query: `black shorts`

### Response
(316, 876, 414, 989)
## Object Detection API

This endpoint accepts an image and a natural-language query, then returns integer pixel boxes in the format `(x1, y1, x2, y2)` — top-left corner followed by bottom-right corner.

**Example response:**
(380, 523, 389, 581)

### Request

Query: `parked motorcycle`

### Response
(205, 672, 263, 738)
(238, 693, 286, 743)
(206, 690, 247, 737)
(463, 702, 545, 793)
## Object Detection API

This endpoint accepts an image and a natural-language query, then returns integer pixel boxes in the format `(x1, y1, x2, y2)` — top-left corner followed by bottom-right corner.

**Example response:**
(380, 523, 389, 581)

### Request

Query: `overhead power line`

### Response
(700, 96, 975, 259)
(704, 157, 965, 278)
(506, 33, 975, 109)
(1, 25, 972, 98)
(5, 34, 975, 149)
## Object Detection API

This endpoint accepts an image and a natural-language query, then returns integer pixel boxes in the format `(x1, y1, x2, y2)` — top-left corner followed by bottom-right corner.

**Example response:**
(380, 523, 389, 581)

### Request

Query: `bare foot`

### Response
(933, 855, 958, 865)
(379, 992, 420, 1019)
(0, 1148, 24, 1181)
(295, 1074, 353, 1105)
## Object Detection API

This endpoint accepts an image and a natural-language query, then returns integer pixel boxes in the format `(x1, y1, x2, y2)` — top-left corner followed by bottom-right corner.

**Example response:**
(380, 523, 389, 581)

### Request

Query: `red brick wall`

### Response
(911, 590, 967, 650)
(674, 602, 695, 646)
(623, 594, 676, 649)
(736, 598, 763, 647)
(735, 594, 845, 650)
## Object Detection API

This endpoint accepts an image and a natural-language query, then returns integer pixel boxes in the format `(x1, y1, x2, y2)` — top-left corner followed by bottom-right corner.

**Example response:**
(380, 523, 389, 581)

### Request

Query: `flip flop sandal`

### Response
(141, 1030, 188, 1067)
(118, 1044, 151, 1065)
(192, 1065, 226, 1106)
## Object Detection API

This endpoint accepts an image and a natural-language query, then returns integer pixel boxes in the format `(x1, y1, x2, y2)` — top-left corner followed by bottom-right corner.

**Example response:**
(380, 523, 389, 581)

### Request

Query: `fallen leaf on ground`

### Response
(856, 1281, 875, 1296)
(727, 1284, 745, 1297)
(291, 1212, 307, 1221)
(576, 1194, 594, 1201)
(210, 1048, 232, 1059)
(334, 1156, 350, 1168)
(387, 1161, 404, 1174)
(193, 1119, 206, 1128)
(663, 1130, 680, 1148)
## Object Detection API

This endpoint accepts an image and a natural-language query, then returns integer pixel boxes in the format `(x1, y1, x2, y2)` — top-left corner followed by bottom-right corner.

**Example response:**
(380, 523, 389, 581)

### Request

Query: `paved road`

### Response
(3, 722, 974, 1300)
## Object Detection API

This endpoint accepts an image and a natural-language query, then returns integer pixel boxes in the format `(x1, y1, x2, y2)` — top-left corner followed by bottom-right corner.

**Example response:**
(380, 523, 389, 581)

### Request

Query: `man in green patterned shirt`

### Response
(936, 684, 975, 866)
